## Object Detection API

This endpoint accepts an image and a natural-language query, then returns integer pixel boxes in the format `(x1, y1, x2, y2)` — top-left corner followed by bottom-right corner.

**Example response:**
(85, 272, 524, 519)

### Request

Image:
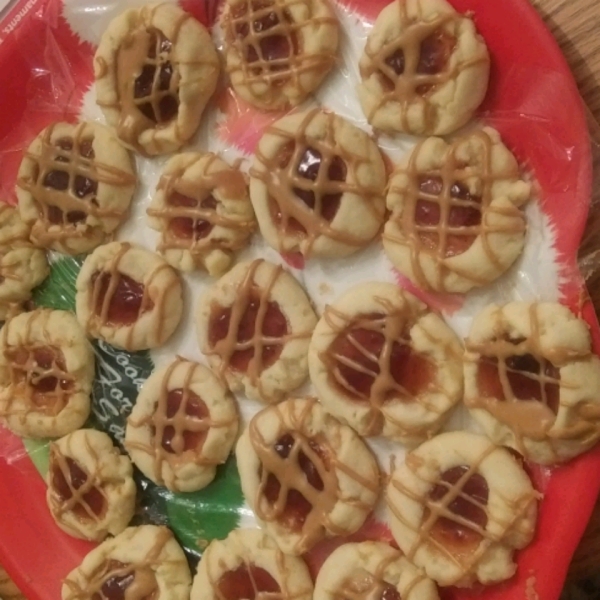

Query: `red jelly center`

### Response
(92, 560, 157, 600)
(92, 272, 152, 326)
(417, 29, 456, 75)
(167, 193, 218, 240)
(380, 584, 401, 600)
(160, 388, 209, 454)
(329, 313, 435, 401)
(208, 290, 288, 373)
(52, 456, 106, 520)
(478, 353, 560, 414)
(428, 465, 489, 550)
(217, 564, 281, 600)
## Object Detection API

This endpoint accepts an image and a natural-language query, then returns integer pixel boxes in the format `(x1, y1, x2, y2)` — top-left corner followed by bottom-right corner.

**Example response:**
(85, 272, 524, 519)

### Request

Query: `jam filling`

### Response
(160, 388, 209, 454)
(262, 433, 328, 531)
(328, 313, 435, 401)
(233, 1, 299, 72)
(217, 564, 281, 600)
(134, 28, 179, 123)
(167, 192, 218, 240)
(477, 353, 560, 414)
(92, 271, 152, 326)
(42, 137, 98, 225)
(92, 560, 156, 600)
(379, 584, 401, 600)
(428, 465, 489, 550)
(208, 290, 288, 372)
(52, 456, 106, 520)
(415, 176, 482, 257)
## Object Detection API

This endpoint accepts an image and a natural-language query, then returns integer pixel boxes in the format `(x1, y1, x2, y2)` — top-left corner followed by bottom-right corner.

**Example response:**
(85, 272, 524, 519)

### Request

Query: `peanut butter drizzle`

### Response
(147, 153, 255, 257)
(16, 123, 136, 246)
(388, 445, 539, 585)
(320, 297, 448, 437)
(222, 0, 337, 104)
(62, 527, 175, 600)
(361, 1, 487, 132)
(465, 304, 600, 458)
(48, 436, 108, 523)
(384, 129, 527, 292)
(250, 398, 380, 553)
(87, 243, 171, 351)
(0, 309, 75, 421)
(126, 357, 237, 491)
(250, 109, 385, 257)
(207, 259, 310, 397)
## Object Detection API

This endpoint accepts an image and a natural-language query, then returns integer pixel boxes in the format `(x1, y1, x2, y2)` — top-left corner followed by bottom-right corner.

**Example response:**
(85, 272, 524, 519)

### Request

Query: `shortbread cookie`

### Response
(196, 259, 317, 404)
(147, 152, 256, 275)
(191, 528, 313, 600)
(358, 0, 490, 135)
(387, 431, 538, 587)
(62, 525, 191, 600)
(0, 205, 48, 319)
(47, 429, 136, 542)
(236, 397, 381, 555)
(464, 302, 600, 465)
(76, 242, 183, 351)
(0, 565, 25, 600)
(314, 542, 439, 600)
(220, 0, 339, 110)
(383, 128, 530, 293)
(250, 110, 386, 258)
(16, 121, 137, 255)
(95, 3, 219, 156)
(126, 358, 239, 492)
(309, 282, 463, 444)
(0, 309, 93, 438)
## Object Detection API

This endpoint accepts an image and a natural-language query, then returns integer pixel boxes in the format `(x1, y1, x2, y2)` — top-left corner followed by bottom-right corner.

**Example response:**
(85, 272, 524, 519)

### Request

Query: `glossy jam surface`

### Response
(217, 564, 281, 600)
(167, 193, 218, 240)
(208, 290, 288, 372)
(379, 584, 401, 600)
(52, 456, 106, 520)
(329, 313, 435, 400)
(428, 465, 489, 549)
(160, 388, 209, 454)
(92, 272, 151, 326)
(91, 560, 157, 600)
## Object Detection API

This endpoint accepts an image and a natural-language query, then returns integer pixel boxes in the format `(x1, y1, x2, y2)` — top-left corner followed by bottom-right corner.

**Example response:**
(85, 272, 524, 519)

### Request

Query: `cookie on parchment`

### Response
(464, 302, 600, 465)
(125, 358, 239, 493)
(0, 309, 93, 438)
(358, 0, 490, 135)
(383, 128, 530, 293)
(95, 3, 219, 155)
(17, 121, 136, 255)
(236, 397, 381, 555)
(147, 152, 256, 275)
(196, 259, 317, 404)
(220, 0, 339, 110)
(76, 242, 183, 352)
(47, 429, 136, 542)
(386, 431, 538, 587)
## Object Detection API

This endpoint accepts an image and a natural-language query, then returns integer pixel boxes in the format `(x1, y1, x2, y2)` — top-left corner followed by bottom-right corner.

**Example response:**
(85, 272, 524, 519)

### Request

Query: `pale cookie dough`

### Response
(191, 528, 313, 600)
(314, 541, 439, 600)
(196, 259, 317, 404)
(0, 565, 24, 600)
(62, 525, 192, 600)
(147, 152, 256, 275)
(358, 0, 490, 136)
(387, 431, 538, 588)
(383, 128, 530, 294)
(76, 242, 183, 352)
(95, 3, 219, 156)
(16, 121, 137, 255)
(47, 429, 136, 542)
(464, 302, 600, 465)
(309, 282, 463, 444)
(220, 0, 339, 111)
(0, 204, 48, 319)
(236, 397, 381, 555)
(0, 309, 93, 438)
(250, 110, 387, 258)
(125, 358, 239, 492)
